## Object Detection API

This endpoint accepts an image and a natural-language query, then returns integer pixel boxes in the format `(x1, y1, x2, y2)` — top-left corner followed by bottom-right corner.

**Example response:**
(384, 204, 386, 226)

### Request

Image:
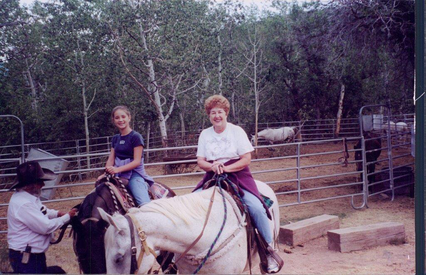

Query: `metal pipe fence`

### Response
(0, 115, 414, 160)
(0, 115, 415, 234)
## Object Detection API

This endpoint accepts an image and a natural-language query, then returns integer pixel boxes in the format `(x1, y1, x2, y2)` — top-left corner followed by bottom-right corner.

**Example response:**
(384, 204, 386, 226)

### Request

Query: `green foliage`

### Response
(0, 0, 414, 145)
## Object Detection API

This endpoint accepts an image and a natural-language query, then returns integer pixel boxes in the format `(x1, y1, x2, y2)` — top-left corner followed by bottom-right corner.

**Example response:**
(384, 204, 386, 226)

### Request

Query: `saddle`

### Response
(202, 175, 283, 274)
(95, 175, 171, 210)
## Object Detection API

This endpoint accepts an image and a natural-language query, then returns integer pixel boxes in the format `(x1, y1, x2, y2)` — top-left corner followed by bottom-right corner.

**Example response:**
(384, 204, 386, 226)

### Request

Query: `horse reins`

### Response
(338, 138, 350, 167)
(221, 175, 254, 275)
(123, 175, 247, 274)
(163, 179, 218, 272)
(193, 178, 229, 274)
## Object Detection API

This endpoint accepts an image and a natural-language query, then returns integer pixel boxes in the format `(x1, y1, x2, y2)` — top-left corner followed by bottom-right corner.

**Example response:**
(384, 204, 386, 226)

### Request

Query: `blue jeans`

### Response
(9, 249, 66, 274)
(9, 249, 47, 274)
(127, 173, 151, 207)
(195, 187, 272, 244)
(243, 190, 273, 244)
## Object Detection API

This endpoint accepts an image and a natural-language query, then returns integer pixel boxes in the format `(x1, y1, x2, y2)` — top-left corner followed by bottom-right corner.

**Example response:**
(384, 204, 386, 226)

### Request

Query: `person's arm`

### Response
(222, 152, 251, 173)
(57, 208, 78, 218)
(106, 146, 142, 174)
(96, 149, 116, 180)
(17, 203, 75, 235)
(198, 152, 252, 175)
(105, 148, 116, 167)
(197, 156, 217, 172)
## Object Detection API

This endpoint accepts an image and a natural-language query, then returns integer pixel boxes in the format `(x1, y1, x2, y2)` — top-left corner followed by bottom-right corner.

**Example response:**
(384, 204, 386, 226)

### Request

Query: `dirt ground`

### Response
(0, 142, 415, 274)
(257, 195, 415, 274)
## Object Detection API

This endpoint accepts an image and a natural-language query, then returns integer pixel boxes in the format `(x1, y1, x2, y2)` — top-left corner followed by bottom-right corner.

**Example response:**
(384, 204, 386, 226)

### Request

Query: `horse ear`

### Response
(97, 207, 121, 231)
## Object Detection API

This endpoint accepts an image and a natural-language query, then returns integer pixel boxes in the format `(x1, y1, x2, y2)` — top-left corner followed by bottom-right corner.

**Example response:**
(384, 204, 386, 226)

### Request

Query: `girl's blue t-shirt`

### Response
(111, 131, 145, 160)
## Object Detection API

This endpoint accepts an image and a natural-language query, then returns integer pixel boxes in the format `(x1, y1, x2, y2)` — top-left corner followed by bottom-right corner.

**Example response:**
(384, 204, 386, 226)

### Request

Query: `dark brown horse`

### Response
(70, 176, 177, 274)
(354, 133, 382, 184)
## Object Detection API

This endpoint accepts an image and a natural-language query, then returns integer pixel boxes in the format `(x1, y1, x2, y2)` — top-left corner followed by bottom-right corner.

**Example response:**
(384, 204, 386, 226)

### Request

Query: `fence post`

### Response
(146, 122, 151, 163)
(76, 140, 82, 181)
(296, 143, 301, 203)
(386, 123, 395, 201)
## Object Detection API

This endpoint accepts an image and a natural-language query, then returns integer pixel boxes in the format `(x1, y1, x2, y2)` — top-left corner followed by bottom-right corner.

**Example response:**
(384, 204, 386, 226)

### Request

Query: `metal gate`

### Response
(358, 105, 414, 208)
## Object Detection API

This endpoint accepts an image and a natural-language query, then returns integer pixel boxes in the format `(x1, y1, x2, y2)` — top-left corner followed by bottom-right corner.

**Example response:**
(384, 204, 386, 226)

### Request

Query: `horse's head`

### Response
(71, 215, 107, 274)
(71, 183, 120, 274)
(354, 135, 382, 176)
(99, 208, 156, 275)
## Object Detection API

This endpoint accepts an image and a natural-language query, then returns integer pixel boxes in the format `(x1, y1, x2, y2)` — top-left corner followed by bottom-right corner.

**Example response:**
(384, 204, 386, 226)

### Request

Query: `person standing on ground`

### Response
(7, 161, 77, 274)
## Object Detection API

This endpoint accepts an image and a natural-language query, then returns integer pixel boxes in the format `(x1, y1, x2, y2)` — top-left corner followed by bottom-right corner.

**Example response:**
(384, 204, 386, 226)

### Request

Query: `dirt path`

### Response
(250, 195, 415, 274)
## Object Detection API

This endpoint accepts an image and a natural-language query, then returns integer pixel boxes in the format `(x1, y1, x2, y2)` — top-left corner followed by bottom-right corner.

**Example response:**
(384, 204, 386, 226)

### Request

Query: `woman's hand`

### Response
(211, 161, 225, 174)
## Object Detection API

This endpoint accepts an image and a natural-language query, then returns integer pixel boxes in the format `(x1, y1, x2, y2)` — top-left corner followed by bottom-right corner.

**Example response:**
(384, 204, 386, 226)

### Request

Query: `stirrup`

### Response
(266, 255, 279, 273)
(260, 246, 284, 274)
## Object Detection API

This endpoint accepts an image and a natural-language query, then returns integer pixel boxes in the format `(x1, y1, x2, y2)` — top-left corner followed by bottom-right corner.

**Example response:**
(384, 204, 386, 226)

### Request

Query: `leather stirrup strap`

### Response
(246, 214, 253, 275)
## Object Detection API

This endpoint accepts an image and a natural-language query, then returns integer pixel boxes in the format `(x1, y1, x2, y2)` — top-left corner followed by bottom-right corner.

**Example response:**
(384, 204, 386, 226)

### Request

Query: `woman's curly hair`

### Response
(204, 95, 230, 115)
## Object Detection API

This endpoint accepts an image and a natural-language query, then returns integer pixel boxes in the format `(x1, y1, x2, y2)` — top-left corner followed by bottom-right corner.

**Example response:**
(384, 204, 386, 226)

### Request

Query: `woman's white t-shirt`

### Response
(197, 123, 254, 163)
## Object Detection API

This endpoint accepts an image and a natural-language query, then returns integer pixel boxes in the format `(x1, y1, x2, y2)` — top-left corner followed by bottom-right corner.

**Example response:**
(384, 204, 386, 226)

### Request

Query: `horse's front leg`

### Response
(157, 251, 178, 274)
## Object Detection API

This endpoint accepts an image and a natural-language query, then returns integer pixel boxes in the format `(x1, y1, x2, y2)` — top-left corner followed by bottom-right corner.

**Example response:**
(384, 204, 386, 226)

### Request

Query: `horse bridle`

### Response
(73, 182, 128, 274)
(124, 215, 139, 274)
(125, 213, 157, 274)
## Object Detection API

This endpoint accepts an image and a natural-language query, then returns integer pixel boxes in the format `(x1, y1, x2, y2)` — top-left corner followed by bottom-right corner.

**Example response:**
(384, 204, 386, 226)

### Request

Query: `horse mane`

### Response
(131, 189, 216, 225)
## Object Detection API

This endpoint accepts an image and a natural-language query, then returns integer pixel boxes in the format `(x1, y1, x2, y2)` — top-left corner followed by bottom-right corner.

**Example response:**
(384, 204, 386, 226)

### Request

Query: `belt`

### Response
(9, 249, 45, 255)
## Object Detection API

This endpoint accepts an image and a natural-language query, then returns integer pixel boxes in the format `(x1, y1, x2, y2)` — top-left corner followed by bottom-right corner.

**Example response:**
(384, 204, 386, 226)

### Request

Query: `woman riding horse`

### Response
(193, 94, 283, 274)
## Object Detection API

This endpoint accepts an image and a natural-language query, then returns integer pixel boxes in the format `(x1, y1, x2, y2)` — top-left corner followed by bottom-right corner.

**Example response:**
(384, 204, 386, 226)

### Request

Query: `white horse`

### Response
(396, 122, 408, 132)
(382, 121, 409, 143)
(382, 121, 396, 132)
(99, 180, 280, 274)
(251, 127, 295, 145)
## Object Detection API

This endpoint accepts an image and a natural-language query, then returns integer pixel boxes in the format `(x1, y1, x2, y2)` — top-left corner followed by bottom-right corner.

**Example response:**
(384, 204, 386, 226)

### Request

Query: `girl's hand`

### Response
(105, 166, 119, 175)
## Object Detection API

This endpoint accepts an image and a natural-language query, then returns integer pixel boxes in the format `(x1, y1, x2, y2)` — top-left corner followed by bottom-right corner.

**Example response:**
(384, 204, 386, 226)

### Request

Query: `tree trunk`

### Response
(25, 58, 38, 113)
(217, 33, 223, 95)
(335, 83, 345, 137)
(180, 112, 185, 142)
(137, 19, 169, 149)
(254, 44, 259, 155)
(82, 83, 91, 169)
(75, 35, 91, 169)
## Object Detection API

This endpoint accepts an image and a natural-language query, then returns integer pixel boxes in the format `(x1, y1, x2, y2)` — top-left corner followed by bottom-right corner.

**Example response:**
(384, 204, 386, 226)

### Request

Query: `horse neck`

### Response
(133, 189, 244, 255)
(95, 183, 126, 215)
